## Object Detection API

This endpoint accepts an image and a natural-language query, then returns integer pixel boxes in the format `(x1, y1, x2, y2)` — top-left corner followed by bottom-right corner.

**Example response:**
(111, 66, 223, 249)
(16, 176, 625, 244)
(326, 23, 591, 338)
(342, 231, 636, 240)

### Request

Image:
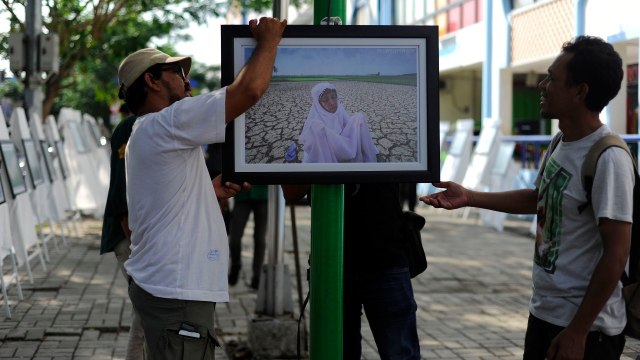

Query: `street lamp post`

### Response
(9, 0, 58, 122)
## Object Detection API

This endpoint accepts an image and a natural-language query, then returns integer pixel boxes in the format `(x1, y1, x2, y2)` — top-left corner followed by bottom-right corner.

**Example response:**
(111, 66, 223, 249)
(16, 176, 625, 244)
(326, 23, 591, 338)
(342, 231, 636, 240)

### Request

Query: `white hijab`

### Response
(298, 82, 378, 163)
(299, 82, 350, 144)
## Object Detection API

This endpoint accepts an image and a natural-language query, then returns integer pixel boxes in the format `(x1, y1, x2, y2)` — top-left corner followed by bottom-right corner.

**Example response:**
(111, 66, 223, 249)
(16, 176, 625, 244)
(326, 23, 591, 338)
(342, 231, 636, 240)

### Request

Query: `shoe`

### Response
(233, 345, 253, 359)
(250, 277, 259, 290)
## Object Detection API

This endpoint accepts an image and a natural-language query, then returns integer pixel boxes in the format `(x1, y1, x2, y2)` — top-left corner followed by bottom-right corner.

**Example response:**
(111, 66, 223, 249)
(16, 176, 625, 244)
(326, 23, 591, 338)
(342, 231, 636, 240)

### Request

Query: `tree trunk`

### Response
(43, 73, 61, 120)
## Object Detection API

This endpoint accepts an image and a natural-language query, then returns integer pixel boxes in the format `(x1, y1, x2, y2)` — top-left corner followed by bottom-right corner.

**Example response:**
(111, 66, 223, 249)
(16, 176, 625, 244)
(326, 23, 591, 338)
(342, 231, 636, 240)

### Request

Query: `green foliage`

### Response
(237, 0, 310, 13)
(244, 0, 272, 12)
(1, 0, 303, 119)
(0, 78, 23, 101)
(189, 63, 222, 94)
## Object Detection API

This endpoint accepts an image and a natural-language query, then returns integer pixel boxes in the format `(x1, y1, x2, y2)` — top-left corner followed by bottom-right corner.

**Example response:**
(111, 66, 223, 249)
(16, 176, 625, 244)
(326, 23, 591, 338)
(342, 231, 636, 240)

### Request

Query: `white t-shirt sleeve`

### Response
(592, 147, 635, 224)
(166, 87, 227, 147)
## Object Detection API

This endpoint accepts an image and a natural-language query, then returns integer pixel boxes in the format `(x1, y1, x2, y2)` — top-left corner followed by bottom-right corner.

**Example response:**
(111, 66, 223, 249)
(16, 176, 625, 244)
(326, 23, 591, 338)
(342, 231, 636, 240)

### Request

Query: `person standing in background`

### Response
(228, 185, 268, 289)
(99, 107, 144, 360)
(282, 183, 420, 359)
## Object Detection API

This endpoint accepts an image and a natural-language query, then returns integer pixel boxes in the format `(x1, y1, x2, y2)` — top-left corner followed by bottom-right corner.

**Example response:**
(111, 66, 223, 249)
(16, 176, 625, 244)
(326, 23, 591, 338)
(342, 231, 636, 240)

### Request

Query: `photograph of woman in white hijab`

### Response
(221, 26, 440, 184)
(299, 82, 378, 163)
(240, 45, 420, 165)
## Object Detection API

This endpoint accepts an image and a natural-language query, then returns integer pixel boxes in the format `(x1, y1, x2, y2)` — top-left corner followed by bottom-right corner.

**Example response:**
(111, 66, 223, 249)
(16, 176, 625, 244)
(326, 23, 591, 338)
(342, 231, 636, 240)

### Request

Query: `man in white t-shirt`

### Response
(420, 36, 633, 359)
(117, 17, 286, 359)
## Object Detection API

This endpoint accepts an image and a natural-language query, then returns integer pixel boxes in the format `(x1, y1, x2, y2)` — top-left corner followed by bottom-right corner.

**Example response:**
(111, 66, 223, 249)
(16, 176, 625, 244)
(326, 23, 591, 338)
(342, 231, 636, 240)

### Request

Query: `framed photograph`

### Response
(68, 121, 90, 154)
(0, 141, 27, 197)
(87, 121, 106, 148)
(40, 140, 57, 182)
(22, 139, 45, 186)
(0, 161, 5, 205)
(54, 141, 69, 180)
(221, 25, 440, 184)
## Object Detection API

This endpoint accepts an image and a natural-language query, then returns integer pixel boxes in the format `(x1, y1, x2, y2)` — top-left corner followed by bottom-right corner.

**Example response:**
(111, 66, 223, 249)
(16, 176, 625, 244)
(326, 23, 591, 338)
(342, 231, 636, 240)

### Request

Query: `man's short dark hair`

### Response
(561, 35, 623, 113)
(118, 65, 164, 115)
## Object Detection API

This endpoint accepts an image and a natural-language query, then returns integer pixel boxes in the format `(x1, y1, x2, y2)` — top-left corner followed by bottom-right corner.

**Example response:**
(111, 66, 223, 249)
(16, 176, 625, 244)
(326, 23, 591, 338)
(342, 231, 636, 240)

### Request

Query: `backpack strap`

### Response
(539, 132, 564, 179)
(579, 134, 633, 214)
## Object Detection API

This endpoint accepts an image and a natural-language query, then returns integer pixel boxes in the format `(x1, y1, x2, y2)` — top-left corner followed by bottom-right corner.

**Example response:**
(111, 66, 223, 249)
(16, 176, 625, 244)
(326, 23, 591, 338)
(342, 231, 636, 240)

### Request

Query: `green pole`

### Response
(310, 3, 346, 360)
(313, 0, 346, 25)
(309, 185, 343, 359)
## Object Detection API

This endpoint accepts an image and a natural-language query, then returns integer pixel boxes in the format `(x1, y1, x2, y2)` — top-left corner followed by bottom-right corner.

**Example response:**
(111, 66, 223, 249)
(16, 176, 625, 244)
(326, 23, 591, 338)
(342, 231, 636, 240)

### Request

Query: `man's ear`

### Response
(144, 72, 162, 92)
(575, 83, 589, 102)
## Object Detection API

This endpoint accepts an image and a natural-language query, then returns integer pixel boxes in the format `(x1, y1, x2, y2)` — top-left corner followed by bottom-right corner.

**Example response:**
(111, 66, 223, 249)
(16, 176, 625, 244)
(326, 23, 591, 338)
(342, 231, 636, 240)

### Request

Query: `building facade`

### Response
(388, 0, 639, 137)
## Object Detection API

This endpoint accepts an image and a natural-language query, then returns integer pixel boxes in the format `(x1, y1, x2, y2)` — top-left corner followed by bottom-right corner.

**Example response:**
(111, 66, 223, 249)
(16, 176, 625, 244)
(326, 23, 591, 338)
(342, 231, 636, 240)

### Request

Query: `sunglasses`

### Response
(160, 65, 186, 80)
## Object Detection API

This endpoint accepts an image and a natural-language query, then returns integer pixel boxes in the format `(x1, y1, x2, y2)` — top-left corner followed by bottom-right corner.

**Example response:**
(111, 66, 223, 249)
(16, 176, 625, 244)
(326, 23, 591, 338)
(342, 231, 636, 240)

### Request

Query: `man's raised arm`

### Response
(225, 17, 287, 123)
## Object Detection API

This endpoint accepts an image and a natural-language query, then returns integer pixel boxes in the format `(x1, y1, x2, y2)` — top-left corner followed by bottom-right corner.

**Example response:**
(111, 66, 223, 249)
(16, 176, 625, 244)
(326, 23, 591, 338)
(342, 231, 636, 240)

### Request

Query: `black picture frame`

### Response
(221, 25, 440, 184)
(0, 159, 5, 205)
(54, 141, 69, 180)
(40, 140, 56, 183)
(0, 141, 27, 197)
(22, 139, 45, 186)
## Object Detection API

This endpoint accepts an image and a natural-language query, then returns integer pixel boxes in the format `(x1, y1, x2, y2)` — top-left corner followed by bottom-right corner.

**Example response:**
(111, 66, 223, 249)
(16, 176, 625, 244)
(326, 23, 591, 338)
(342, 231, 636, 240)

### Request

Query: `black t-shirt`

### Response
(204, 143, 224, 179)
(343, 183, 408, 274)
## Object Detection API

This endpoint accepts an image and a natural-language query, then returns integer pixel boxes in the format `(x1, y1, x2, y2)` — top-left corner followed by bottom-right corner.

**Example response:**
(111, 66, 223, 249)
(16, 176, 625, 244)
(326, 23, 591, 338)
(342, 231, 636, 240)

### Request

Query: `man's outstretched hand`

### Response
(419, 181, 469, 210)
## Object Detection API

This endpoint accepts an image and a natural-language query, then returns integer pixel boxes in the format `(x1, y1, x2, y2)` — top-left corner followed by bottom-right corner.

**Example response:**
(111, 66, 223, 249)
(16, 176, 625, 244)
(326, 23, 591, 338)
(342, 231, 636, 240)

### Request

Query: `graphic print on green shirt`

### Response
(535, 158, 571, 274)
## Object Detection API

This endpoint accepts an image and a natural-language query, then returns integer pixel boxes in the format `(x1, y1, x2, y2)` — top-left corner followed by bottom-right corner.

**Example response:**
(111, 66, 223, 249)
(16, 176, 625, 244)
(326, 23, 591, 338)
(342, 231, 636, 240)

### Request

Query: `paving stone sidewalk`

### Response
(0, 205, 638, 359)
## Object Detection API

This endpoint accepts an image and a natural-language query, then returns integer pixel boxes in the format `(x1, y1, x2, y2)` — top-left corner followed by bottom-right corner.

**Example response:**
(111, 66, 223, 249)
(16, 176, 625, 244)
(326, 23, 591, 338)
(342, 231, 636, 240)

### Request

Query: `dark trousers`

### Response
(129, 281, 219, 360)
(343, 266, 420, 360)
(229, 199, 268, 284)
(523, 313, 625, 360)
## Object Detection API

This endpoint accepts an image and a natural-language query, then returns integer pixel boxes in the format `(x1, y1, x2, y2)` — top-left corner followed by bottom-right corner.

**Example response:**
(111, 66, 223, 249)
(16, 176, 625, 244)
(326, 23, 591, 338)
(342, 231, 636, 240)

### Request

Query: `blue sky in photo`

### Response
(243, 46, 418, 76)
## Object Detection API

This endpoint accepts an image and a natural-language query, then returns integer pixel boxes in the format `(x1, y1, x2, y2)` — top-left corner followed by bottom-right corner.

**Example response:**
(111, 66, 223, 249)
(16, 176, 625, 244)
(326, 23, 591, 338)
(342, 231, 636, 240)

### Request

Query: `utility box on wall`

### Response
(8, 32, 25, 74)
(39, 33, 60, 73)
(9, 32, 60, 75)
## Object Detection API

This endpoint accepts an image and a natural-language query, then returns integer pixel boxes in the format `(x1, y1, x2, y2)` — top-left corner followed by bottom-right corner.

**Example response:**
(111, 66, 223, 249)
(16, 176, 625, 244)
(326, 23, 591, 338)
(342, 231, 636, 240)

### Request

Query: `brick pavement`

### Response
(0, 205, 638, 359)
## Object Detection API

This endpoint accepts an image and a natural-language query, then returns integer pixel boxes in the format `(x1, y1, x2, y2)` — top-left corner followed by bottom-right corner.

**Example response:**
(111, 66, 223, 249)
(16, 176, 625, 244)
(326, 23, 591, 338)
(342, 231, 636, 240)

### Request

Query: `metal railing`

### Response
(453, 134, 640, 170)
(502, 134, 640, 169)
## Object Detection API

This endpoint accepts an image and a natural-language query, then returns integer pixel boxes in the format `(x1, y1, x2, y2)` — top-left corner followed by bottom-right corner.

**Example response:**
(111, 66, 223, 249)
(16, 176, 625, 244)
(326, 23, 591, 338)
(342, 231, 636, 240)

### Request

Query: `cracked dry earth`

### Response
(243, 80, 419, 164)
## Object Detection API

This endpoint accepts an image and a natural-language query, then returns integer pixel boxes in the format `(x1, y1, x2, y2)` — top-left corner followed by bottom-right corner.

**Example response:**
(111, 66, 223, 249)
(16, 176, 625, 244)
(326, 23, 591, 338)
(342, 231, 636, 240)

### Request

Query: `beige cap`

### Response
(118, 48, 192, 89)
